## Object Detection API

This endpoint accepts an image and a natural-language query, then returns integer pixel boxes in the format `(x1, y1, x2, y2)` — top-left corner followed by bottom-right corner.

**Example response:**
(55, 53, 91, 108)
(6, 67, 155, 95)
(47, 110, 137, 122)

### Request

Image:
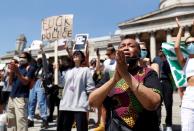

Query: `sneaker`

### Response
(166, 126, 172, 131)
(41, 119, 49, 129)
(159, 125, 163, 131)
(93, 122, 105, 131)
(47, 116, 53, 123)
(72, 121, 76, 128)
(28, 119, 34, 127)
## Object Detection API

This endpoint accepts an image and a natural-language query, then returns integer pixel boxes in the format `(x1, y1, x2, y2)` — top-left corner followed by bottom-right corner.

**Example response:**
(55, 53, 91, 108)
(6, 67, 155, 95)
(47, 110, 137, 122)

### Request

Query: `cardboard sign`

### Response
(41, 15, 73, 41)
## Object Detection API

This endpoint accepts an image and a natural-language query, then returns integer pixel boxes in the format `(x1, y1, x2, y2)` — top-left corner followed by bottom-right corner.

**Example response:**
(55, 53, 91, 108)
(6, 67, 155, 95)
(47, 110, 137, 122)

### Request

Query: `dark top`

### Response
(97, 66, 161, 131)
(10, 65, 36, 98)
(153, 56, 171, 80)
(93, 71, 104, 85)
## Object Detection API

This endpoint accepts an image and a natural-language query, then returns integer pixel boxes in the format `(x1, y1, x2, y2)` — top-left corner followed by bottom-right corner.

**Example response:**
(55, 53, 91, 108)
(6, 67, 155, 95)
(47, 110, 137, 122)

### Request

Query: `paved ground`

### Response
(28, 92, 182, 131)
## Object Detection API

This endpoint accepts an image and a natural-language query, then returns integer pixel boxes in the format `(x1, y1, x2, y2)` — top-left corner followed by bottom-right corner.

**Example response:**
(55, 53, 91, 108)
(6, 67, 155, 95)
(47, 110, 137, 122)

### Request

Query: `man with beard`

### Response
(89, 35, 162, 131)
(7, 52, 36, 131)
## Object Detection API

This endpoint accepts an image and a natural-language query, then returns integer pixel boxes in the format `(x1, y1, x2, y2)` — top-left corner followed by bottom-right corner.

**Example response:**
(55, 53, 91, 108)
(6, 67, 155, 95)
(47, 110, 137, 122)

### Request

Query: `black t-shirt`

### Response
(132, 70, 161, 131)
(153, 56, 171, 80)
(97, 67, 161, 131)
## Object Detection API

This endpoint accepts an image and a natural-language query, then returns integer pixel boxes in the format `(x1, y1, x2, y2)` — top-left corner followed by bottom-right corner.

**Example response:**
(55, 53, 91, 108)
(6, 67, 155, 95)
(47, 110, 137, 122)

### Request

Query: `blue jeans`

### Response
(28, 79, 48, 120)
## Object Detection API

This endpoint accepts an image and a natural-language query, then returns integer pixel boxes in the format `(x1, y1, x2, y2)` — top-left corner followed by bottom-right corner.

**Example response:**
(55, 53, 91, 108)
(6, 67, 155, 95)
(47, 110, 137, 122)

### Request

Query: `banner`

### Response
(41, 14, 73, 41)
(162, 42, 188, 87)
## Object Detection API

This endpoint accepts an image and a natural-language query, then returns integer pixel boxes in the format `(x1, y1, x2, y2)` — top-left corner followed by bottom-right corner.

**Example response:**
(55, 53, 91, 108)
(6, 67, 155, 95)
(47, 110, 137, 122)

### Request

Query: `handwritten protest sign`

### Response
(41, 14, 73, 41)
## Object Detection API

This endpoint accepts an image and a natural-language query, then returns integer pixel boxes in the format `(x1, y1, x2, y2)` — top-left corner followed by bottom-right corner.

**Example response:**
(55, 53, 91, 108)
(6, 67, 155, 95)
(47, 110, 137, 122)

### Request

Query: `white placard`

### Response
(73, 34, 89, 51)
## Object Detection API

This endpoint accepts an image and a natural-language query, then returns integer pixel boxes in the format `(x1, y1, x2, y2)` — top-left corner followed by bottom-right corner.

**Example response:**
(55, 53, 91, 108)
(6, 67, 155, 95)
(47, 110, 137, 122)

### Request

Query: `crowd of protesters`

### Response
(0, 19, 193, 131)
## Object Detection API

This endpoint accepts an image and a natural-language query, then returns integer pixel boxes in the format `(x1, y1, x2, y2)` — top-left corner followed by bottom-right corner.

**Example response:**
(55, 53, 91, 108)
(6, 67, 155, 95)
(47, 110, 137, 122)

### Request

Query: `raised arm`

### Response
(174, 17, 186, 67)
(40, 45, 49, 77)
(95, 48, 101, 72)
(84, 41, 89, 67)
(64, 41, 73, 59)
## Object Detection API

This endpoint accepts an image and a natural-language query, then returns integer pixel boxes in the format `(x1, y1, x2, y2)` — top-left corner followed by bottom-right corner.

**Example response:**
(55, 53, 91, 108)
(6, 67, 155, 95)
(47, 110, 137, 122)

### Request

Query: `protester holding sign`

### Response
(174, 18, 194, 131)
(57, 50, 95, 131)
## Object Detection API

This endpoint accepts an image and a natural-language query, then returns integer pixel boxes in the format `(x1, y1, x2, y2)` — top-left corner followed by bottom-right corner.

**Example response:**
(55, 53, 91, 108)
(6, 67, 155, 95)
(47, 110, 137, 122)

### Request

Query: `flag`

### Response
(162, 42, 189, 88)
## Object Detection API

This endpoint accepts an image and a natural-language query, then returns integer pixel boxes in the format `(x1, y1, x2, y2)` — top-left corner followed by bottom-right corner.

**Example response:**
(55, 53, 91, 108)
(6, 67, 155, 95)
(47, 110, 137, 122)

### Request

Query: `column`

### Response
(184, 26, 190, 38)
(150, 32, 156, 61)
(135, 33, 140, 43)
(166, 29, 172, 43)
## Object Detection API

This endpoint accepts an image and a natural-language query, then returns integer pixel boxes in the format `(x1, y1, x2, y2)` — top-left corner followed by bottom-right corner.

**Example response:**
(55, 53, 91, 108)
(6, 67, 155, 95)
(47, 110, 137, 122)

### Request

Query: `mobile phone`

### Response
(73, 34, 89, 51)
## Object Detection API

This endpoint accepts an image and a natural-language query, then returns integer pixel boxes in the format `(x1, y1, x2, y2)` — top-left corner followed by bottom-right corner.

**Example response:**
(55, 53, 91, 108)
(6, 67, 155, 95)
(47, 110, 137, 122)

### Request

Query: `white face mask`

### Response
(19, 58, 28, 65)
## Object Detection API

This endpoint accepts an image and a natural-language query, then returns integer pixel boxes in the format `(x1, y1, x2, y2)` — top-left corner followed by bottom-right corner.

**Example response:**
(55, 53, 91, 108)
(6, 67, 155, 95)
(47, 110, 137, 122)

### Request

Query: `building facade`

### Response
(87, 0, 194, 60)
(1, 0, 194, 63)
(116, 0, 194, 60)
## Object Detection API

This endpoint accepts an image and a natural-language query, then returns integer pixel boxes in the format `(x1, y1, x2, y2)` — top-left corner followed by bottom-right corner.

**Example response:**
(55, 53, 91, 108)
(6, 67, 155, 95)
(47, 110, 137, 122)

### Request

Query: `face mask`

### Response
(125, 57, 139, 66)
(187, 43, 194, 55)
(110, 59, 115, 65)
(141, 50, 148, 59)
(37, 63, 42, 68)
(19, 58, 28, 65)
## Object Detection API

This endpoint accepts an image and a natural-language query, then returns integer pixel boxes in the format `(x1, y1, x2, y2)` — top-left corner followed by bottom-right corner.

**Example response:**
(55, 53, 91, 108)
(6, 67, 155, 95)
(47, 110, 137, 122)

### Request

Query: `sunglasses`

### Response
(185, 41, 194, 45)
(19, 57, 27, 59)
(141, 49, 147, 51)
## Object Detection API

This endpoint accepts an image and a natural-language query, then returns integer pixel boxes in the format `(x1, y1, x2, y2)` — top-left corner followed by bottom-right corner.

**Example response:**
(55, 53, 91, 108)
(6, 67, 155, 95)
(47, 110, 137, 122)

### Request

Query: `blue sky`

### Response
(0, 0, 159, 55)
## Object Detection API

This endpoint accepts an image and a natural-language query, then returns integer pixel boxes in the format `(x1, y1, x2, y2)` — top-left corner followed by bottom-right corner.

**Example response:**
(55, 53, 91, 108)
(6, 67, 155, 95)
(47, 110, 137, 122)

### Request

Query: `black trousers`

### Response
(47, 93, 60, 120)
(57, 111, 88, 131)
(1, 91, 10, 108)
(157, 79, 173, 126)
(47, 87, 60, 120)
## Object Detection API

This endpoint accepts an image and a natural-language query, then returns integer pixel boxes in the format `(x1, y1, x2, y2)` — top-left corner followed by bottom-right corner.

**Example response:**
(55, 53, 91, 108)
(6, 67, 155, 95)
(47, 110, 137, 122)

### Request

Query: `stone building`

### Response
(91, 0, 194, 60)
(1, 0, 194, 63)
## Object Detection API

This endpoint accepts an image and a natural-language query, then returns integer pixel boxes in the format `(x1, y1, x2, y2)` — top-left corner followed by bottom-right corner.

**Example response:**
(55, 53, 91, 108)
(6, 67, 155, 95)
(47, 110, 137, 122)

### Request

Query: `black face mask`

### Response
(125, 57, 139, 66)
(37, 63, 42, 68)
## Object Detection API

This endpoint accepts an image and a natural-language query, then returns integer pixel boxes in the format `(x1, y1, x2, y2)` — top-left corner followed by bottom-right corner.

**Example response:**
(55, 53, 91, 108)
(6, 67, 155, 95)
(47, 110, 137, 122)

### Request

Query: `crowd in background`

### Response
(0, 18, 193, 131)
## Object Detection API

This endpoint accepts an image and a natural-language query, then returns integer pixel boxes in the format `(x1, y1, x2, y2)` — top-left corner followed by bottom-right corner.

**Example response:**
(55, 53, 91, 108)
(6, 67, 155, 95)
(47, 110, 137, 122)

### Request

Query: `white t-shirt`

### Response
(103, 59, 116, 72)
(2, 76, 12, 92)
(59, 67, 95, 112)
(0, 113, 7, 125)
